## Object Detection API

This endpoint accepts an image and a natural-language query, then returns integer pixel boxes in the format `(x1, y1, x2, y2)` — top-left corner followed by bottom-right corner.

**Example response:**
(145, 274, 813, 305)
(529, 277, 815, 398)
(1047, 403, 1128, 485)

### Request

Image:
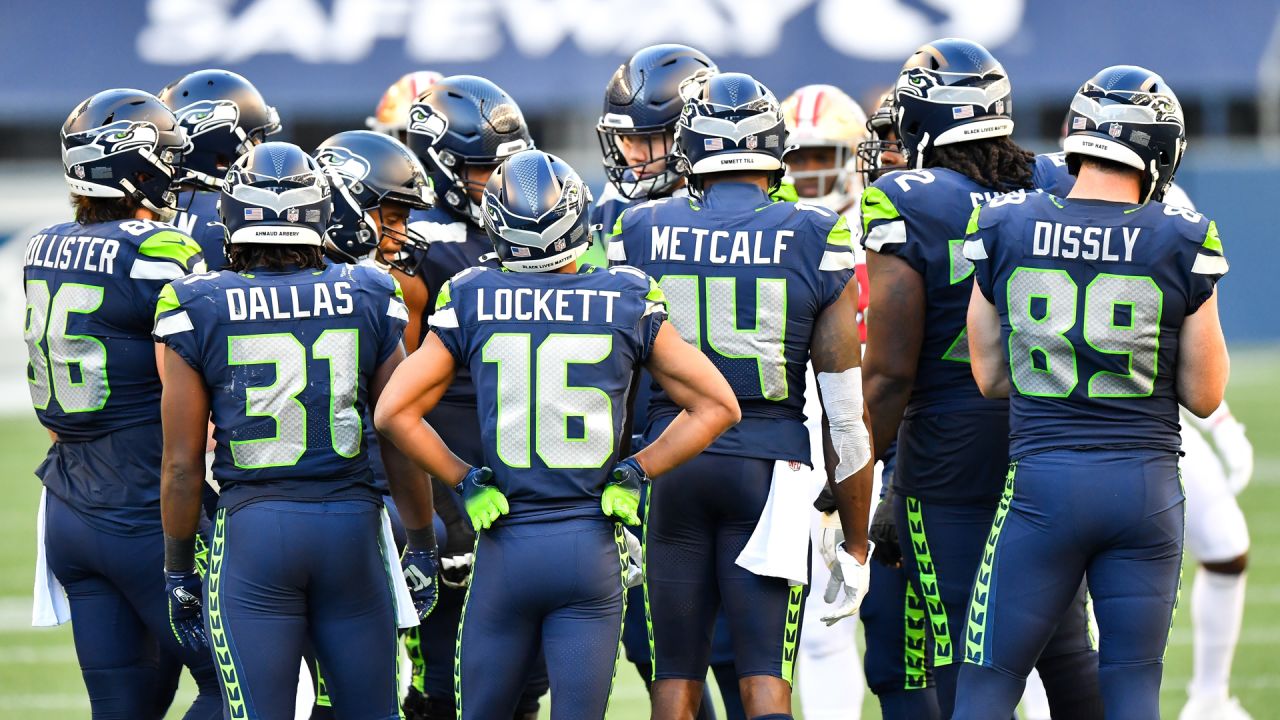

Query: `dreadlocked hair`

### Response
(226, 244, 326, 273)
(925, 136, 1036, 193)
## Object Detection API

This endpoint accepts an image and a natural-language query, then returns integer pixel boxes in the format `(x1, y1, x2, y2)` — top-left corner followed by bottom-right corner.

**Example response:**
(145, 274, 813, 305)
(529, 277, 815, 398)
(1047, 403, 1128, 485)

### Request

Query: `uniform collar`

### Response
(700, 181, 773, 210)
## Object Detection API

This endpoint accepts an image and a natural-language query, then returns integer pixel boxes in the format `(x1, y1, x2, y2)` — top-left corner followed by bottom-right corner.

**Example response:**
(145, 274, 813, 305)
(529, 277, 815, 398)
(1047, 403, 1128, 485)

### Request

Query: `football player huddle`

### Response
(22, 34, 1249, 720)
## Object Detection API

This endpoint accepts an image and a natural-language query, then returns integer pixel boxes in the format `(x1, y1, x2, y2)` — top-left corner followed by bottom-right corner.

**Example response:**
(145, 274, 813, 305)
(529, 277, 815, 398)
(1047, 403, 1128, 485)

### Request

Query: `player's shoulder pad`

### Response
(433, 266, 491, 312)
(409, 207, 469, 245)
(129, 220, 206, 279)
(152, 269, 224, 337)
(608, 265, 668, 317)
(1156, 202, 1226, 275)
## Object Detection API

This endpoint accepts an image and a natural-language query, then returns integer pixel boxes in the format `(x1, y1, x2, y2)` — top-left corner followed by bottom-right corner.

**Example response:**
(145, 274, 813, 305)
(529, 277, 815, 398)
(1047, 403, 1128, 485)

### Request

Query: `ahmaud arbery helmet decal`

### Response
(891, 38, 1014, 168)
(1062, 65, 1187, 203)
(313, 130, 434, 272)
(61, 88, 190, 216)
(481, 150, 593, 273)
(158, 69, 281, 191)
(219, 142, 332, 248)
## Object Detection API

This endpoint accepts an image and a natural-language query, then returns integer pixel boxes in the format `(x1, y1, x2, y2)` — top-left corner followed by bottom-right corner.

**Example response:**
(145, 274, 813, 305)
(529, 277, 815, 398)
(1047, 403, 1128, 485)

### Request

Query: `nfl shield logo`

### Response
(745, 134, 758, 150)
(286, 208, 300, 223)
(74, 165, 85, 179)
(1109, 123, 1124, 138)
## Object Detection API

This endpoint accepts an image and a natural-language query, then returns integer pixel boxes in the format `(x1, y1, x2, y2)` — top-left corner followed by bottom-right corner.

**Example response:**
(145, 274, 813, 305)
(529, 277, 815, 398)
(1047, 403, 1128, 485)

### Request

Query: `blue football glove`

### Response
(165, 570, 208, 653)
(460, 466, 507, 530)
(603, 457, 646, 526)
(401, 547, 439, 620)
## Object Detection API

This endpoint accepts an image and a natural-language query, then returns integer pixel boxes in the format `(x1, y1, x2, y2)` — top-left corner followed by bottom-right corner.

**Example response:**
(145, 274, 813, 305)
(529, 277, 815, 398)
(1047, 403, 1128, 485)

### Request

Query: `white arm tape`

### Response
(817, 367, 872, 483)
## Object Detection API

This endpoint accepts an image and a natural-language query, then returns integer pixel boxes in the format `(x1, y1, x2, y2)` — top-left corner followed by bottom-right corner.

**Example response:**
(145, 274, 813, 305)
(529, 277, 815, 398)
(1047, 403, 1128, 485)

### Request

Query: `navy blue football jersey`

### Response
(609, 182, 854, 464)
(154, 262, 407, 508)
(23, 219, 205, 440)
(410, 205, 499, 405)
(429, 264, 667, 523)
(966, 192, 1227, 458)
(174, 189, 227, 271)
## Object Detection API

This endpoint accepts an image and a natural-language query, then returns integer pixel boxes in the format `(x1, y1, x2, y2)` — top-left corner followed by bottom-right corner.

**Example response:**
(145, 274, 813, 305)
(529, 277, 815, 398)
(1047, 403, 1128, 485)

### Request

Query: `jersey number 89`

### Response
(1006, 269, 1163, 398)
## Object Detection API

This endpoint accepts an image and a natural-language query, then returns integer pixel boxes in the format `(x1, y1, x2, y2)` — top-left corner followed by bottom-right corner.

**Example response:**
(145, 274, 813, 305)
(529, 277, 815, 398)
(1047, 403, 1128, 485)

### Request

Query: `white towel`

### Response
(379, 505, 420, 630)
(32, 488, 71, 627)
(735, 459, 828, 586)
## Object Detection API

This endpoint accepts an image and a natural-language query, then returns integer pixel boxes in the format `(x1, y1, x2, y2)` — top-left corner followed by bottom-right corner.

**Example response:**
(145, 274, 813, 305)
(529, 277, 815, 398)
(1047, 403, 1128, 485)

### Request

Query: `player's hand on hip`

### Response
(820, 540, 874, 626)
(603, 457, 646, 526)
(460, 466, 508, 530)
(165, 570, 208, 653)
(401, 547, 440, 620)
(868, 488, 903, 567)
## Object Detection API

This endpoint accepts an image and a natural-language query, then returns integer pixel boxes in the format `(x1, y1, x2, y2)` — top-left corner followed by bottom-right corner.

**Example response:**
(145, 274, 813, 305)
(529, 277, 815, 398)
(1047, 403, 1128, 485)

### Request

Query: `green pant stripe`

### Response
(207, 508, 248, 718)
(641, 489, 656, 682)
(964, 462, 1017, 666)
(780, 584, 803, 685)
(603, 525, 629, 716)
(454, 533, 481, 720)
(404, 625, 425, 693)
(313, 661, 331, 707)
(903, 579, 928, 689)
(905, 496, 953, 666)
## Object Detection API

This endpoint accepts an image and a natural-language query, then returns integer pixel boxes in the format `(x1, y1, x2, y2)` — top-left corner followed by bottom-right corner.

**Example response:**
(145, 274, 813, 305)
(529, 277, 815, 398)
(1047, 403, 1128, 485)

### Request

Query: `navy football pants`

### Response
(43, 491, 222, 720)
(206, 499, 400, 720)
(954, 450, 1183, 720)
(456, 518, 625, 720)
(895, 492, 1101, 718)
(646, 452, 807, 683)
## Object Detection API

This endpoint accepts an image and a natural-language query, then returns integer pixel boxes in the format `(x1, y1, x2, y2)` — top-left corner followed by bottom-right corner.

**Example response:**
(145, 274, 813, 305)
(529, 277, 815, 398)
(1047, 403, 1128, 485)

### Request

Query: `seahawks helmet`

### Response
(219, 142, 331, 247)
(892, 38, 1013, 168)
(857, 92, 906, 185)
(672, 72, 790, 194)
(596, 44, 717, 199)
(61, 88, 189, 216)
(481, 150, 592, 273)
(314, 130, 434, 272)
(1063, 65, 1186, 203)
(158, 69, 281, 190)
(405, 75, 534, 225)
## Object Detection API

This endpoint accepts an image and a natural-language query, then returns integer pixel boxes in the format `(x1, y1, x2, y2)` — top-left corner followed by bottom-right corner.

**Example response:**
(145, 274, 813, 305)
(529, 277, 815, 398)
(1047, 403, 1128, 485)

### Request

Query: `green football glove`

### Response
(602, 457, 646, 526)
(460, 467, 508, 530)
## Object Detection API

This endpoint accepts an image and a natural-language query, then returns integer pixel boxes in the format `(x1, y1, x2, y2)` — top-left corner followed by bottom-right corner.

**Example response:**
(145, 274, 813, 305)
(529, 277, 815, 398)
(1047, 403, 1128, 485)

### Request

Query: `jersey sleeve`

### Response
(628, 269, 668, 363)
(365, 268, 409, 366)
(130, 229, 206, 321)
(816, 212, 856, 308)
(427, 275, 467, 363)
(1184, 217, 1227, 313)
(861, 179, 926, 274)
(963, 205, 997, 302)
(605, 206, 631, 265)
(152, 282, 203, 371)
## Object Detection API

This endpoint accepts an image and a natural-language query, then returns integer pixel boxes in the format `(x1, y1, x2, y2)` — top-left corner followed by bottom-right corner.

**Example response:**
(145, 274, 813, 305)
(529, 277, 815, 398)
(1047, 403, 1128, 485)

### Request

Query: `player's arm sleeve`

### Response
(1185, 218, 1227, 313)
(605, 208, 630, 265)
(817, 214, 856, 307)
(426, 278, 467, 363)
(962, 206, 996, 302)
(151, 284, 202, 371)
(132, 230, 207, 318)
(860, 183, 923, 271)
(636, 273, 669, 362)
(374, 272, 410, 365)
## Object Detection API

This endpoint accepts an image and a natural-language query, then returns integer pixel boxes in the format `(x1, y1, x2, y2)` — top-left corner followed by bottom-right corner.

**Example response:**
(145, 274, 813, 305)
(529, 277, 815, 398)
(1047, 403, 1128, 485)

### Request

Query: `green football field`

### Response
(0, 348, 1276, 719)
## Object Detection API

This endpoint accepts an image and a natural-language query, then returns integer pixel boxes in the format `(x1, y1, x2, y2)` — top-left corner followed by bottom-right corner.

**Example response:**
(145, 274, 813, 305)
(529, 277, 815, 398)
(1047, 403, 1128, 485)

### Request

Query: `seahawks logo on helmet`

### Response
(314, 146, 373, 184)
(407, 104, 448, 145)
(62, 120, 162, 168)
(174, 99, 240, 138)
(895, 68, 941, 99)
